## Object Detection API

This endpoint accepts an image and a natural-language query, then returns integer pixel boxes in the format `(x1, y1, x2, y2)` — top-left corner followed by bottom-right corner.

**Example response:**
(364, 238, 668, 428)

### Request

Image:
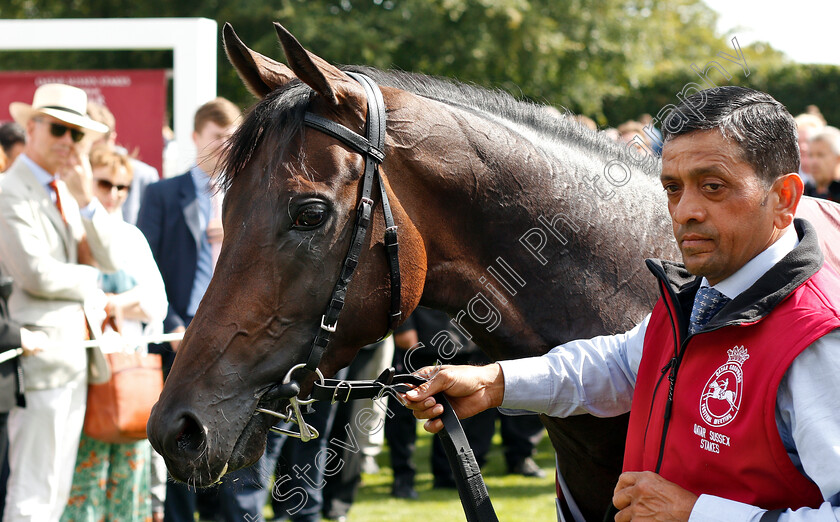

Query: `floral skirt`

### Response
(61, 433, 152, 522)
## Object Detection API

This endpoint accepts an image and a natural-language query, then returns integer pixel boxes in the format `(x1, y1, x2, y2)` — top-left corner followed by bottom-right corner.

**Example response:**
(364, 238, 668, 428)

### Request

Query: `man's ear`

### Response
(772, 173, 804, 229)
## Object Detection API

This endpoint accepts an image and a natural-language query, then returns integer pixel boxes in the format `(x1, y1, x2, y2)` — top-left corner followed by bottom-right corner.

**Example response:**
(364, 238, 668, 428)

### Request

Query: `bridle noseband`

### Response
(258, 72, 402, 441)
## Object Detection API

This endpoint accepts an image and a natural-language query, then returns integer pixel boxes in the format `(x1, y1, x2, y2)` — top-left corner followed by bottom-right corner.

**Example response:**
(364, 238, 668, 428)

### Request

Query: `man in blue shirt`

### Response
(403, 87, 840, 522)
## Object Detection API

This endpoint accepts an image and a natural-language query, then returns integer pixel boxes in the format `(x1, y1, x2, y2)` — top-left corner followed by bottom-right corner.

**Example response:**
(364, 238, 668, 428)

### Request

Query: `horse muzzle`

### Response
(146, 402, 222, 484)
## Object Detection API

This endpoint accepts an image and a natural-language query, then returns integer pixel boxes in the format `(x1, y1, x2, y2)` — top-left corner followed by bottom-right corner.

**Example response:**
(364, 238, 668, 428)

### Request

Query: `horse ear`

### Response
(273, 22, 347, 106)
(223, 23, 296, 98)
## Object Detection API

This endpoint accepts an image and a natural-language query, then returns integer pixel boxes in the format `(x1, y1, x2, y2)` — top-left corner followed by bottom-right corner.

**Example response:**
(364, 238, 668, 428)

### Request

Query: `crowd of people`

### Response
(0, 80, 837, 522)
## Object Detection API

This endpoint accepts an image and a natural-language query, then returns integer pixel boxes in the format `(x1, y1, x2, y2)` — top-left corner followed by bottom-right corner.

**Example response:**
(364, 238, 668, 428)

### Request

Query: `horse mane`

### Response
(347, 66, 646, 165)
(220, 65, 659, 189)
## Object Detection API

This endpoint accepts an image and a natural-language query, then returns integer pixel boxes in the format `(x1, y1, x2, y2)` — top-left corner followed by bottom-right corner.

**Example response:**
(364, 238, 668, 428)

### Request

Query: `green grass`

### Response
(325, 421, 556, 521)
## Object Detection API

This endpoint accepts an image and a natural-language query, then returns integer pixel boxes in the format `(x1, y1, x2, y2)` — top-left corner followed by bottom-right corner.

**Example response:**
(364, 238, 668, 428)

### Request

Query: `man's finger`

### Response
(404, 366, 448, 402)
(611, 486, 632, 512)
(423, 418, 444, 434)
(614, 471, 640, 493)
(405, 398, 445, 420)
(612, 472, 640, 515)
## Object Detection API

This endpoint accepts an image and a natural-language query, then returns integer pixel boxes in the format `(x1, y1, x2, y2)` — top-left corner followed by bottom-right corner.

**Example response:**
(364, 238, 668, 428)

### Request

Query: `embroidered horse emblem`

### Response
(699, 346, 749, 427)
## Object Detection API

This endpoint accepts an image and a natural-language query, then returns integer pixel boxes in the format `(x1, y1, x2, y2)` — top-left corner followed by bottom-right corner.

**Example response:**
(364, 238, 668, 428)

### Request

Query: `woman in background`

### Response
(62, 144, 167, 522)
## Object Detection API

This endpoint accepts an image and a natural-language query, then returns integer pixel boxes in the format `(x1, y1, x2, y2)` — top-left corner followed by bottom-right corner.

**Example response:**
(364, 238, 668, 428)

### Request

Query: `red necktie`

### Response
(48, 179, 67, 224)
(49, 179, 93, 339)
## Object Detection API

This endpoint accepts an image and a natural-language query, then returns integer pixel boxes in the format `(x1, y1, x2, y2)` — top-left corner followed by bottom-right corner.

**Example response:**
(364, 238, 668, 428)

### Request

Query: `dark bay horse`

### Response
(146, 23, 839, 519)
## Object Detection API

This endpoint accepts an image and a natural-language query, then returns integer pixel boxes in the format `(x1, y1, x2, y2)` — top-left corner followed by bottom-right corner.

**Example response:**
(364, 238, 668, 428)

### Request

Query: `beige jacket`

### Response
(0, 158, 121, 390)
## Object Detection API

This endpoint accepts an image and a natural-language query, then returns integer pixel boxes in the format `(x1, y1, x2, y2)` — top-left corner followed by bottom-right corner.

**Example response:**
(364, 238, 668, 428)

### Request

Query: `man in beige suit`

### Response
(0, 84, 122, 521)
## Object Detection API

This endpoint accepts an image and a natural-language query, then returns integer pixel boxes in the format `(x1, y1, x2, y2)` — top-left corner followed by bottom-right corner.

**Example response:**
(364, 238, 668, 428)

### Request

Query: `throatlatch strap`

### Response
(348, 72, 402, 332)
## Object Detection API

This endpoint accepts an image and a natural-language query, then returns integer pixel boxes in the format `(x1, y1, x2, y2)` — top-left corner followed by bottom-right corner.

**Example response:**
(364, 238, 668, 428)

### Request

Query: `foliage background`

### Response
(1, 0, 838, 127)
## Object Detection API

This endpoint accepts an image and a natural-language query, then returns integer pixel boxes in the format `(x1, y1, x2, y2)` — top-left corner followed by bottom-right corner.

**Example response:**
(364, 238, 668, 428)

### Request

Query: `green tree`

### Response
(0, 0, 828, 123)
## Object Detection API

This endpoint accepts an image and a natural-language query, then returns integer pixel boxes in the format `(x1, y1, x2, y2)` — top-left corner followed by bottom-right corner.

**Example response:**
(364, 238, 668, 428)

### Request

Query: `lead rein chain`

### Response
(308, 367, 499, 522)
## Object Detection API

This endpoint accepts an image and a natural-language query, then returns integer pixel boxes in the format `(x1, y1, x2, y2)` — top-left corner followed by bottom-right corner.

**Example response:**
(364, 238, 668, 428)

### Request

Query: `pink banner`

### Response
(0, 70, 167, 175)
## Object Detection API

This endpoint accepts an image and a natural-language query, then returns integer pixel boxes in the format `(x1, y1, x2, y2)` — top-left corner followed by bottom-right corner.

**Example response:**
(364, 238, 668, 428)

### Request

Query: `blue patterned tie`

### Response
(688, 286, 731, 336)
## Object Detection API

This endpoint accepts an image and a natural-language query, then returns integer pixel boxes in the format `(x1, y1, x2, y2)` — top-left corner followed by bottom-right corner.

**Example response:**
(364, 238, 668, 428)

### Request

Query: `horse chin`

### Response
(224, 412, 274, 475)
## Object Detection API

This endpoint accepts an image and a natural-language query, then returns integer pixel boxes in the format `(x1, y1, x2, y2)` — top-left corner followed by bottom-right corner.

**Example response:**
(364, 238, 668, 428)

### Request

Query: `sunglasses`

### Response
(95, 178, 131, 193)
(34, 118, 85, 143)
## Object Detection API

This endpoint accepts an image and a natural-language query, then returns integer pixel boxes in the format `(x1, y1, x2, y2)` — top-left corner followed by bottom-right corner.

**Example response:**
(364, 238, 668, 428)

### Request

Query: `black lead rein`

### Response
(260, 73, 498, 522)
(311, 368, 499, 522)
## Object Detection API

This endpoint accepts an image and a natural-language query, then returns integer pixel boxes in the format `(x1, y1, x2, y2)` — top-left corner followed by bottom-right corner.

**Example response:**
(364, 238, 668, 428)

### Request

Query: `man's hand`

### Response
(103, 293, 125, 334)
(58, 143, 94, 208)
(19, 328, 49, 356)
(612, 471, 697, 521)
(402, 363, 505, 433)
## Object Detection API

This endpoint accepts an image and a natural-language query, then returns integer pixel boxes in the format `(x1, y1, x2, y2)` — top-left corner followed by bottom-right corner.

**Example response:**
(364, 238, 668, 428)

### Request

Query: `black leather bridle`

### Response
(256, 72, 401, 441)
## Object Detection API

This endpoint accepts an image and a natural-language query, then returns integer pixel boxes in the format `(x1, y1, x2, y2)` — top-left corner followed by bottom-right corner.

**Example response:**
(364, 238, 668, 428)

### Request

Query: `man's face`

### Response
(660, 130, 783, 285)
(24, 114, 85, 174)
(798, 127, 814, 175)
(193, 121, 236, 176)
(808, 139, 839, 186)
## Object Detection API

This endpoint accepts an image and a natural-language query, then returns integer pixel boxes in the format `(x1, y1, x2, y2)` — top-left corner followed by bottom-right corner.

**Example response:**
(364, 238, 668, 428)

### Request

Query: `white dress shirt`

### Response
(500, 227, 840, 521)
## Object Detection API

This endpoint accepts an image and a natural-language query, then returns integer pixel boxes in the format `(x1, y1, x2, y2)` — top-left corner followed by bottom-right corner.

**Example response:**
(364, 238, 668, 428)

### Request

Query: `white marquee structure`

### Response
(0, 17, 218, 174)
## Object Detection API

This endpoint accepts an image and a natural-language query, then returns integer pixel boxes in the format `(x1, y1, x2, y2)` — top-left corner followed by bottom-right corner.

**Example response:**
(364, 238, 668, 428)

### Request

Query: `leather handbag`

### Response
(83, 351, 163, 444)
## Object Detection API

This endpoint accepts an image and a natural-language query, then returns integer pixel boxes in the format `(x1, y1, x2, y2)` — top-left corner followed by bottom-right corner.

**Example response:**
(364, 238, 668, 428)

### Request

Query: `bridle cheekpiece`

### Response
(258, 72, 401, 441)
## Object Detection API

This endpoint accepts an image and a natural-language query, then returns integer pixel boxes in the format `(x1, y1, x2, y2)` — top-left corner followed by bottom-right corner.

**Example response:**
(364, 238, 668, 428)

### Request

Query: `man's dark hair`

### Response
(661, 86, 799, 184)
(0, 122, 25, 156)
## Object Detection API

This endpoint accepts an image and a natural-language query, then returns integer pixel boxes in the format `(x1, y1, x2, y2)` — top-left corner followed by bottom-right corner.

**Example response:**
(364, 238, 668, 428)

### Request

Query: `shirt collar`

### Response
(701, 226, 799, 299)
(19, 153, 57, 189)
(190, 165, 212, 189)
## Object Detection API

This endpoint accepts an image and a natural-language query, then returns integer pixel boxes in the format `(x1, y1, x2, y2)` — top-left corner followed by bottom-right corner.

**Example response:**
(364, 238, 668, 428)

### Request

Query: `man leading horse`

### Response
(404, 86, 840, 521)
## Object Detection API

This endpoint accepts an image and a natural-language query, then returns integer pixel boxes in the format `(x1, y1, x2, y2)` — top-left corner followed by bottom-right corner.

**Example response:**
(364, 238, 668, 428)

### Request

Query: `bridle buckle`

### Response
(320, 315, 337, 333)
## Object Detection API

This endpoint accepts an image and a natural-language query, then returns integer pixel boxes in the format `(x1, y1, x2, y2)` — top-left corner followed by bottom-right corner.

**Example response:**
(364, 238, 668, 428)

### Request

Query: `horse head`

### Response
(146, 23, 428, 486)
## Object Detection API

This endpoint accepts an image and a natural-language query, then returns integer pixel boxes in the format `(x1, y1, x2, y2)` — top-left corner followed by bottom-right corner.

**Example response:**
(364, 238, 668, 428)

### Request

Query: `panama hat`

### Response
(9, 83, 109, 134)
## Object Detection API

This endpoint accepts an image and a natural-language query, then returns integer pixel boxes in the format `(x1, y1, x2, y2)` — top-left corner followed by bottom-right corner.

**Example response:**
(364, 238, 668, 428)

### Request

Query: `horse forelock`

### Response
(219, 81, 315, 191)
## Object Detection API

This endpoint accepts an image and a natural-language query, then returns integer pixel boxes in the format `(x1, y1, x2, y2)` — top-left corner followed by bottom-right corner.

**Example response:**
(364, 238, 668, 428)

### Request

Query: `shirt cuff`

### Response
(688, 494, 763, 522)
(498, 356, 554, 412)
(79, 198, 103, 220)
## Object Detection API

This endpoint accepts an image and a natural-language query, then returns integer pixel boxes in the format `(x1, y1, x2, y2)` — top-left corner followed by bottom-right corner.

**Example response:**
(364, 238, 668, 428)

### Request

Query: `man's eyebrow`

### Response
(687, 165, 726, 176)
(660, 165, 725, 182)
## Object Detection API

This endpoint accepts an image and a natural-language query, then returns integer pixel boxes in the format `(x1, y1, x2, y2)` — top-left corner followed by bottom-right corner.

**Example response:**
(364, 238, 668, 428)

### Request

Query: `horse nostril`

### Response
(173, 413, 207, 458)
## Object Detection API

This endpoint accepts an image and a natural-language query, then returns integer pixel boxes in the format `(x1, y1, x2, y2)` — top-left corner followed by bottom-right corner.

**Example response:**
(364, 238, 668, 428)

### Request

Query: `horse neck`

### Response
(391, 100, 676, 359)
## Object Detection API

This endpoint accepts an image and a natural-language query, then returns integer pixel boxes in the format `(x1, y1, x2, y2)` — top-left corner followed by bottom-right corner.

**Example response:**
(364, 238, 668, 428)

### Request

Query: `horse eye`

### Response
(292, 204, 328, 230)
